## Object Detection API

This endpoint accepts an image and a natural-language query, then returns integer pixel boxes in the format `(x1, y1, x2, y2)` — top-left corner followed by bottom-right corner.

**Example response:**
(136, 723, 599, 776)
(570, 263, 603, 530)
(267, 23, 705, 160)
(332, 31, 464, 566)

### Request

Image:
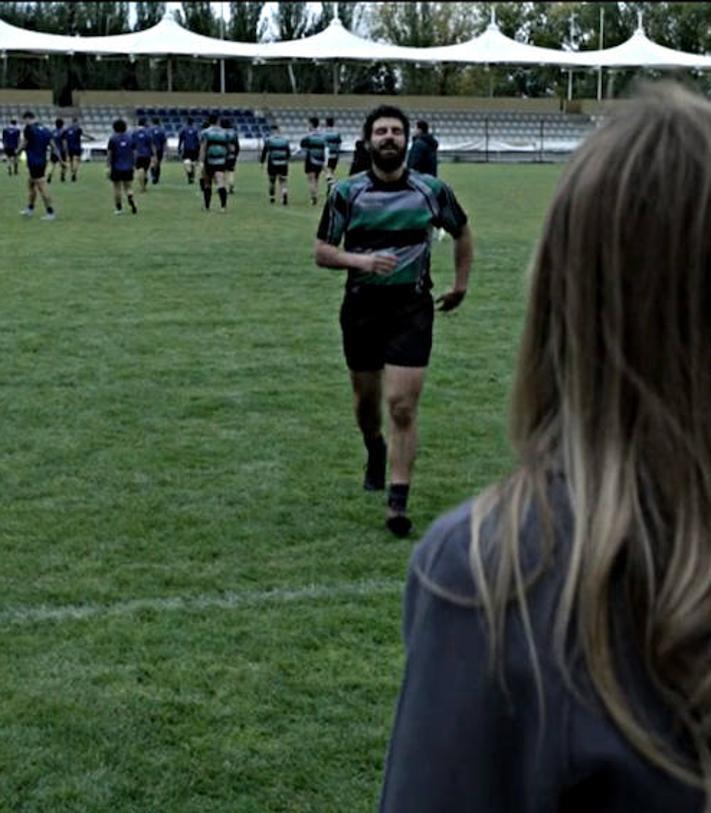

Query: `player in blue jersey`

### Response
(132, 117, 155, 193)
(3, 117, 21, 175)
(18, 111, 56, 220)
(63, 117, 83, 182)
(260, 124, 291, 205)
(300, 116, 327, 205)
(46, 117, 67, 184)
(149, 117, 167, 185)
(178, 116, 200, 184)
(106, 119, 137, 216)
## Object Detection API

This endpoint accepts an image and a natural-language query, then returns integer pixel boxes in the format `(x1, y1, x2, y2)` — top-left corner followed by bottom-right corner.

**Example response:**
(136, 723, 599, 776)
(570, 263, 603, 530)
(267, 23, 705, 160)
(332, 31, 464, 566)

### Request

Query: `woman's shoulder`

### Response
(411, 478, 572, 605)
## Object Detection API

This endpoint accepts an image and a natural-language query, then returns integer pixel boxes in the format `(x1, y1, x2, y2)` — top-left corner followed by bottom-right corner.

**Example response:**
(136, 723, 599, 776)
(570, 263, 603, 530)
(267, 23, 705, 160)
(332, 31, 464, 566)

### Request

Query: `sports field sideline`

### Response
(1, 159, 561, 811)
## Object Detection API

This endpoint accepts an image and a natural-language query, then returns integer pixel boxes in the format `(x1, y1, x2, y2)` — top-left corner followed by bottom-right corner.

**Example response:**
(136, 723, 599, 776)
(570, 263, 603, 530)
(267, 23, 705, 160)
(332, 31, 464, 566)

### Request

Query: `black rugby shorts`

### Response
(340, 285, 434, 371)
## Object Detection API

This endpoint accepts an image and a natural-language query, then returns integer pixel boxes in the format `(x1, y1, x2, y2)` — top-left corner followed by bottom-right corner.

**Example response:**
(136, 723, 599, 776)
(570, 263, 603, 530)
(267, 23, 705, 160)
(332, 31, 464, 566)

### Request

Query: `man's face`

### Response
(368, 117, 407, 172)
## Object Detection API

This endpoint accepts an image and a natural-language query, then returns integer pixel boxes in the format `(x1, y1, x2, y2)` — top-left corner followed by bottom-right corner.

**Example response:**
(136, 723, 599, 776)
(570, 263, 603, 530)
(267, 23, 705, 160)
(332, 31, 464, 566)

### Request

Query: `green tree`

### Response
(226, 1, 265, 92)
(134, 1, 165, 30)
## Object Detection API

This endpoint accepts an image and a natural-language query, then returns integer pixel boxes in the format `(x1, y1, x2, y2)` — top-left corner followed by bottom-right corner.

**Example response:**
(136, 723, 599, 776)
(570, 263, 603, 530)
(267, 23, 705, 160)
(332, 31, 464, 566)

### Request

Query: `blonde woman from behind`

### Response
(380, 82, 711, 813)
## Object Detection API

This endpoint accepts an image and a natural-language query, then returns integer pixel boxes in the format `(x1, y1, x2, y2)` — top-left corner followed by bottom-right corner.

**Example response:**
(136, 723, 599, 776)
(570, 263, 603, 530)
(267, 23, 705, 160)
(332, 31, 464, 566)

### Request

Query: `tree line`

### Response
(1, 2, 710, 101)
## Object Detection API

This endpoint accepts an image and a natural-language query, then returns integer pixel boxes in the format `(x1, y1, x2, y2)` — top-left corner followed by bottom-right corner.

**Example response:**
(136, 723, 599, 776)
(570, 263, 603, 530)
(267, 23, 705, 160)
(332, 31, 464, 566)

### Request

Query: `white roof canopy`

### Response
(407, 20, 584, 66)
(1, 10, 710, 70)
(565, 24, 711, 69)
(256, 18, 414, 62)
(0, 12, 261, 59)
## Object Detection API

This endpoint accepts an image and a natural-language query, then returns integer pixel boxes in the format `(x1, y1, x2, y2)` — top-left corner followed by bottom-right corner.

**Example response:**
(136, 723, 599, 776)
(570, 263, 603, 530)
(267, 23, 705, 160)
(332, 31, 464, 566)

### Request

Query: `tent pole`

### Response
(567, 69, 572, 101)
(597, 5, 604, 101)
(288, 62, 297, 93)
(167, 56, 173, 92)
(220, 59, 226, 93)
(333, 62, 339, 94)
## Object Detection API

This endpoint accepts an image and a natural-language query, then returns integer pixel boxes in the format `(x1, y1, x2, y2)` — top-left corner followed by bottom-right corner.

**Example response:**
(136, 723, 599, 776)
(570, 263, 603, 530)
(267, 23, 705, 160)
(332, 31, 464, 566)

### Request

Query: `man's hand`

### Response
(436, 289, 466, 312)
(359, 252, 398, 276)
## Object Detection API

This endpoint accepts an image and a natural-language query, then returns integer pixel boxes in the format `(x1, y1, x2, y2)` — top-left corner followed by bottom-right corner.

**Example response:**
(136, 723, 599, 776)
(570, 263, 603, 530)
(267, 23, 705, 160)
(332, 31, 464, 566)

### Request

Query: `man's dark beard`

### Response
(370, 143, 406, 173)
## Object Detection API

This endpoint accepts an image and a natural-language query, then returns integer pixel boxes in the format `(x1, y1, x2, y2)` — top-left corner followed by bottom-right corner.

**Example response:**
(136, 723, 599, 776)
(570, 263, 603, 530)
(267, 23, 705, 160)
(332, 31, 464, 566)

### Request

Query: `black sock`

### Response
(218, 187, 227, 208)
(115, 202, 122, 211)
(365, 433, 385, 454)
(198, 176, 204, 191)
(387, 483, 410, 514)
(128, 194, 137, 213)
(203, 186, 212, 209)
(28, 204, 34, 211)
(46, 206, 54, 214)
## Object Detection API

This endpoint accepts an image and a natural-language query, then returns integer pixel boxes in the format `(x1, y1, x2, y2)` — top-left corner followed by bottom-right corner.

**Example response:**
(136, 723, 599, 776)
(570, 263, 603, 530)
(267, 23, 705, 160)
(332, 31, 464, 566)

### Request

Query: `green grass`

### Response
(0, 157, 561, 812)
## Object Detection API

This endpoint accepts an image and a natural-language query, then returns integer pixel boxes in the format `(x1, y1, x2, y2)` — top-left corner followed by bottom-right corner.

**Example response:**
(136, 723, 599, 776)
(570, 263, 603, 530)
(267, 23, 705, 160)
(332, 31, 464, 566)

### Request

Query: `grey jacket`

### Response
(379, 494, 703, 812)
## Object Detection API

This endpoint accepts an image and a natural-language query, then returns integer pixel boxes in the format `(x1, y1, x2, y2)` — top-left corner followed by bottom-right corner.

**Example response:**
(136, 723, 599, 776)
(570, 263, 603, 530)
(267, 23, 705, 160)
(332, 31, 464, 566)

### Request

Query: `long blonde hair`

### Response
(471, 82, 711, 801)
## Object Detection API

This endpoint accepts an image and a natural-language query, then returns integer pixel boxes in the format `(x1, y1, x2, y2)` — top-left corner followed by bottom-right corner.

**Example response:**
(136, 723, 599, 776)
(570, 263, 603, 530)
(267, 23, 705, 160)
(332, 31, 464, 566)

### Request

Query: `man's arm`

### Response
(436, 223, 473, 312)
(314, 239, 397, 276)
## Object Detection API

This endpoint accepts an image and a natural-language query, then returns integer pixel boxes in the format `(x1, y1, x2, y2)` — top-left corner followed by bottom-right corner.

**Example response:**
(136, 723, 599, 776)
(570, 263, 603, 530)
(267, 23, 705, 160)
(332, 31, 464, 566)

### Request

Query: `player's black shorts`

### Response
(204, 163, 225, 177)
(110, 168, 134, 183)
(340, 284, 434, 371)
(268, 162, 288, 178)
(182, 149, 199, 162)
(50, 153, 66, 164)
(327, 157, 339, 171)
(68, 149, 81, 158)
(305, 159, 323, 176)
(224, 158, 236, 172)
(5, 147, 16, 158)
(27, 162, 46, 180)
(136, 155, 151, 170)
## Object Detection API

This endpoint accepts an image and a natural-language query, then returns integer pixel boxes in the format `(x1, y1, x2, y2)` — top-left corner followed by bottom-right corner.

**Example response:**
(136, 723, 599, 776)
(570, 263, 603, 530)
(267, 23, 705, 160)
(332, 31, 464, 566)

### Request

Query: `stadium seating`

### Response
(270, 105, 596, 157)
(1, 101, 597, 162)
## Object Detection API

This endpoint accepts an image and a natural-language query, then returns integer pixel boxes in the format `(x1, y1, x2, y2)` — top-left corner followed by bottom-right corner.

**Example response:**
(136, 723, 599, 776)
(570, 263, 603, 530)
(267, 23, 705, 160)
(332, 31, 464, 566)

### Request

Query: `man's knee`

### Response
(388, 394, 416, 430)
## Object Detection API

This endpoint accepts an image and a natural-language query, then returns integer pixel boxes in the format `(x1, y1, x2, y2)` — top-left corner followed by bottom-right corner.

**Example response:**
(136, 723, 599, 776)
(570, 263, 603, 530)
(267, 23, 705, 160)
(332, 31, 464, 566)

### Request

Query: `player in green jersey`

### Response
(315, 106, 474, 537)
(260, 124, 291, 205)
(300, 116, 327, 206)
(324, 116, 342, 193)
(198, 113, 229, 213)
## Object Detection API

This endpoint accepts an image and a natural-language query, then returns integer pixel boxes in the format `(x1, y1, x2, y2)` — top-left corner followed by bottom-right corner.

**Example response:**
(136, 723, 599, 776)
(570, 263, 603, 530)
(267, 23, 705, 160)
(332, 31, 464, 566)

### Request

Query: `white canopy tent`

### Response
(0, 13, 260, 58)
(403, 19, 584, 67)
(565, 22, 711, 69)
(1, 8, 711, 96)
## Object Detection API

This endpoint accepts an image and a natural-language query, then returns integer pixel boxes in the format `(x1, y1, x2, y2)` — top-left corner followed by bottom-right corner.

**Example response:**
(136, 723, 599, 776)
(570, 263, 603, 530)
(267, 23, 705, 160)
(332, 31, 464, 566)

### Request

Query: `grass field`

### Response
(0, 157, 562, 812)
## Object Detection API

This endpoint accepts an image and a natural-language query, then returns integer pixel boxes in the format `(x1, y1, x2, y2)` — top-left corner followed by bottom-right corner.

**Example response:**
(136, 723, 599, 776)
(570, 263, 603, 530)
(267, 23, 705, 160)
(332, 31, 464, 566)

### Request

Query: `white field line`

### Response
(0, 578, 403, 626)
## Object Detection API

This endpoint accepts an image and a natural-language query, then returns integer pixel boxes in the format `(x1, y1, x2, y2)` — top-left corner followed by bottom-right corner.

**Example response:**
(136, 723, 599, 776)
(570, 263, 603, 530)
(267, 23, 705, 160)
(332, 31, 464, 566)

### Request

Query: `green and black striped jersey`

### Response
(261, 135, 291, 167)
(200, 125, 230, 167)
(317, 169, 468, 289)
(324, 129, 342, 158)
(300, 131, 327, 166)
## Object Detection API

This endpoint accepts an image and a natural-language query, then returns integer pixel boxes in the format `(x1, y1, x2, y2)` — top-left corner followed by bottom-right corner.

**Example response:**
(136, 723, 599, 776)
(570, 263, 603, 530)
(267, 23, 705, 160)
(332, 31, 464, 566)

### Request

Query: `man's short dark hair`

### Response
(10, 118, 17, 124)
(138, 116, 147, 126)
(363, 105, 410, 143)
(309, 116, 319, 128)
(209, 113, 218, 125)
(220, 117, 231, 129)
(416, 119, 429, 134)
(326, 116, 335, 127)
(22, 110, 35, 120)
(153, 117, 160, 124)
(186, 116, 193, 125)
(113, 118, 127, 133)
(55, 117, 64, 129)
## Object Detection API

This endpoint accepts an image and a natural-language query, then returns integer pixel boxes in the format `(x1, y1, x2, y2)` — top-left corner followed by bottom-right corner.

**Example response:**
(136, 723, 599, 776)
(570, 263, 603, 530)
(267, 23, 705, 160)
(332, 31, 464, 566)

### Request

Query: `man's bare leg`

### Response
(308, 171, 318, 205)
